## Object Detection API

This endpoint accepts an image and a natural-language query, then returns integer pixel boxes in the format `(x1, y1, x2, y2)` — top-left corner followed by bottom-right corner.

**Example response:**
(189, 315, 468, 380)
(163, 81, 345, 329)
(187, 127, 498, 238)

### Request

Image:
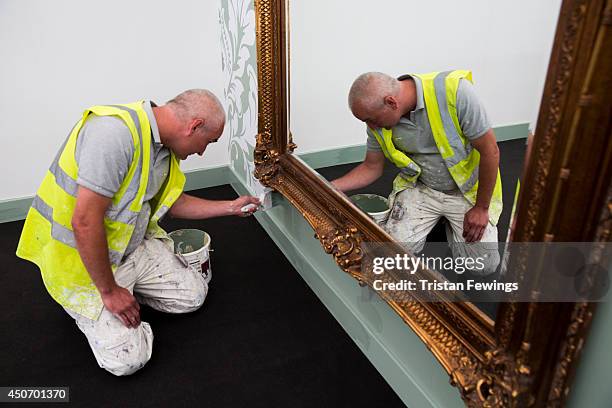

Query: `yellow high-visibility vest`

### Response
(16, 101, 185, 320)
(370, 70, 503, 225)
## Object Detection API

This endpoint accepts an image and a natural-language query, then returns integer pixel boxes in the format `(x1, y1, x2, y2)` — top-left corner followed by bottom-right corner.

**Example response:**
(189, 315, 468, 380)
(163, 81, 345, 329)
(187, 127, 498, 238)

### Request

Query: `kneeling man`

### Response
(17, 89, 260, 375)
(331, 71, 502, 275)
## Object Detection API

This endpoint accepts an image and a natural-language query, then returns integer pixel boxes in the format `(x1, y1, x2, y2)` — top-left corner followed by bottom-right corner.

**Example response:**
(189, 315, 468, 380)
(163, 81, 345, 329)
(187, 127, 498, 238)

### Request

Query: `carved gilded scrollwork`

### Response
(315, 226, 362, 274)
(546, 302, 594, 406)
(474, 344, 533, 407)
(253, 133, 279, 187)
(253, 0, 610, 406)
(287, 131, 297, 153)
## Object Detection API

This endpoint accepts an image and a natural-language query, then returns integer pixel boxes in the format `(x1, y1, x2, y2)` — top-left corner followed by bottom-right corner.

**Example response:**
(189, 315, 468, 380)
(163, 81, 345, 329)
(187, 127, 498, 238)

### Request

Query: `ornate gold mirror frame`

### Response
(253, 0, 611, 406)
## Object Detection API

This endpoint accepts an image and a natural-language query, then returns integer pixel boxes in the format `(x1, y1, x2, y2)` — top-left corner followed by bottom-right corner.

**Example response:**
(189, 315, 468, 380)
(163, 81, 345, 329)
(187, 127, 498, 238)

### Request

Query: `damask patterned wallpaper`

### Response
(219, 0, 265, 196)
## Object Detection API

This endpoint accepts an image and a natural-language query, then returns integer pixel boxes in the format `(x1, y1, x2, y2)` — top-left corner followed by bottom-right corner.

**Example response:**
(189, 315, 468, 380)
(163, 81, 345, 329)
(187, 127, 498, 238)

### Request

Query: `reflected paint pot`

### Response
(349, 194, 391, 225)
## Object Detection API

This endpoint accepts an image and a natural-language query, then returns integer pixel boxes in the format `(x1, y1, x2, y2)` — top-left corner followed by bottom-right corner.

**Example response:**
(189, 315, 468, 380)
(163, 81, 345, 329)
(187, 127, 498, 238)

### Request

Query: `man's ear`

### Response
(384, 95, 398, 110)
(189, 118, 205, 135)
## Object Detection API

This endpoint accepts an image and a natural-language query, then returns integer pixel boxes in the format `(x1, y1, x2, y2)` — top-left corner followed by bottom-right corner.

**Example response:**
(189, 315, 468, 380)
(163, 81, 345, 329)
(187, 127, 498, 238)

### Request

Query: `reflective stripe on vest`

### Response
(371, 70, 503, 225)
(148, 151, 185, 235)
(16, 101, 185, 320)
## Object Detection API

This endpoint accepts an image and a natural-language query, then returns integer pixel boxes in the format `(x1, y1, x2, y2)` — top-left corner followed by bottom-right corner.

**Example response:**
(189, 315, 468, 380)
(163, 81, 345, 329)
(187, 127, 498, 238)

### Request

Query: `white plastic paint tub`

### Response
(349, 194, 391, 225)
(168, 229, 212, 284)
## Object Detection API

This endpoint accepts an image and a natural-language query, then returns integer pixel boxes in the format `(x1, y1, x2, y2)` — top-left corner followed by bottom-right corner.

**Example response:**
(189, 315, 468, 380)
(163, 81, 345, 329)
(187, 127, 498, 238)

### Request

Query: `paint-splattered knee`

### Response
(103, 348, 151, 376)
(98, 336, 153, 376)
(185, 281, 208, 312)
(474, 249, 501, 276)
(92, 322, 153, 376)
(172, 280, 208, 313)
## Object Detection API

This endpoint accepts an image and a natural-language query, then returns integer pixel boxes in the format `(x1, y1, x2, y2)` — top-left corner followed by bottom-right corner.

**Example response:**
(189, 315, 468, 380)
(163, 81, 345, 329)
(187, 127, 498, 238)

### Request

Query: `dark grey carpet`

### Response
(0, 185, 405, 408)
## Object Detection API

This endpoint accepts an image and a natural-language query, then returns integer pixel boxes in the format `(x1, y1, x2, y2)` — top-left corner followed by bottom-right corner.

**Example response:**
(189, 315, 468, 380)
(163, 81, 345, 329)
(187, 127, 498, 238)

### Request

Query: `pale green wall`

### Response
(567, 300, 612, 407)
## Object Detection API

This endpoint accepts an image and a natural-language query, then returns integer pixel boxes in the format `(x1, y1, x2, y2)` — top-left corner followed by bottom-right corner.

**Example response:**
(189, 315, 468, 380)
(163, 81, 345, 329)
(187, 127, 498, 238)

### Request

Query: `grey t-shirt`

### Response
(366, 76, 492, 191)
(74, 101, 170, 257)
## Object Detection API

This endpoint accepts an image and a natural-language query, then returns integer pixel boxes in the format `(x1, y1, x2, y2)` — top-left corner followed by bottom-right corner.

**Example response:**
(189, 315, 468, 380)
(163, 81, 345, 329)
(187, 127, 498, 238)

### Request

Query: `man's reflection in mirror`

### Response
(331, 71, 502, 278)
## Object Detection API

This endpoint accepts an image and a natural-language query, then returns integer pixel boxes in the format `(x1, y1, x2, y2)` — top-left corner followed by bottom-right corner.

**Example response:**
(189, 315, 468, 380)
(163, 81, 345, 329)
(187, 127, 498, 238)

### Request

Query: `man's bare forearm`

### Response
(73, 217, 117, 295)
(473, 133, 500, 209)
(331, 162, 383, 192)
(475, 153, 497, 209)
(168, 193, 236, 219)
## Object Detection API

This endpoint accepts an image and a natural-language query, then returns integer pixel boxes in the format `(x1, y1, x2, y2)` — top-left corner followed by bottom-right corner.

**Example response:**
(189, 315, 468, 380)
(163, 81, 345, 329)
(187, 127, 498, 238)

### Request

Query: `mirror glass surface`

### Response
(289, 0, 562, 320)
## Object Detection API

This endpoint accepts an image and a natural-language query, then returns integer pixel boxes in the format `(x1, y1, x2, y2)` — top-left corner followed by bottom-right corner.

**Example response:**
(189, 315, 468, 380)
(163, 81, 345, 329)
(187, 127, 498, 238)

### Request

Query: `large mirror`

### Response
(290, 0, 561, 322)
(254, 0, 611, 405)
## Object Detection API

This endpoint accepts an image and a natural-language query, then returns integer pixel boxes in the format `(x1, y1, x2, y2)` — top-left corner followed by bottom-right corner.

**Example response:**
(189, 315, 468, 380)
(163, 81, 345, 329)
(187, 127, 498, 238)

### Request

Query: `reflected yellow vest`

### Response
(16, 101, 185, 320)
(370, 70, 503, 225)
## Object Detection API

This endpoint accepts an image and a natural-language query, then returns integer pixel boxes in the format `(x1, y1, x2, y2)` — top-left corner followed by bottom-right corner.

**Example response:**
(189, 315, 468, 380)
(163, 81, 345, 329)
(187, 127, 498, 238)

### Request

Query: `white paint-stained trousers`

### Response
(384, 182, 500, 275)
(65, 237, 208, 376)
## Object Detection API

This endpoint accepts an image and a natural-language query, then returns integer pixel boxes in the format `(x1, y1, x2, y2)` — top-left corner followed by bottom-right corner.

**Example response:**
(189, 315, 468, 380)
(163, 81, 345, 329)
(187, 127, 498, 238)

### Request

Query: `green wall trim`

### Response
(493, 122, 530, 142)
(0, 196, 36, 224)
(183, 165, 232, 192)
(299, 143, 367, 169)
(230, 169, 464, 408)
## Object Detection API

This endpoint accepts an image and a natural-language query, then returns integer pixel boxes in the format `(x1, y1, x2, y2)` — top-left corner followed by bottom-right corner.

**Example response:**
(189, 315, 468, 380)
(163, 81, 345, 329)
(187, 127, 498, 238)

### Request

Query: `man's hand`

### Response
(463, 206, 489, 242)
(169, 193, 263, 219)
(228, 195, 261, 217)
(100, 286, 141, 328)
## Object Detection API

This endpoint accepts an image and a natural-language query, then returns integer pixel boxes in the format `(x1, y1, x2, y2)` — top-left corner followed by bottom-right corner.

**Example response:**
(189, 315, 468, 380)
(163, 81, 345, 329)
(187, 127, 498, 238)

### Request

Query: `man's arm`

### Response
(330, 150, 386, 192)
(463, 129, 500, 242)
(72, 186, 140, 328)
(168, 193, 260, 219)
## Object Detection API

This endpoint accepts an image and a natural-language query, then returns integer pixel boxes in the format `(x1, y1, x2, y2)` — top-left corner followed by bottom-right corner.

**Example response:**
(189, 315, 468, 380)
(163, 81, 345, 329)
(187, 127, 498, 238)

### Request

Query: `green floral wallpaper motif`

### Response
(219, 0, 262, 194)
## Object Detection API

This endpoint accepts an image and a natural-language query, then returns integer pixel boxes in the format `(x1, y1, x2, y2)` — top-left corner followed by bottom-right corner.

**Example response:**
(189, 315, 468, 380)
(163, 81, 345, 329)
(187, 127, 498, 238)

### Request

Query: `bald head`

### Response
(348, 72, 400, 113)
(167, 89, 225, 133)
(154, 89, 227, 160)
